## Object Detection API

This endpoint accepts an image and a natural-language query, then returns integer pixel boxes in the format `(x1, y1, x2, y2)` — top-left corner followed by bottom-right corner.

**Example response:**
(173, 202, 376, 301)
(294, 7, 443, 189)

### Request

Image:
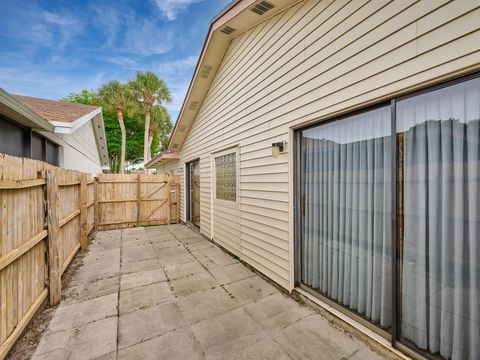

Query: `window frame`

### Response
(212, 146, 239, 208)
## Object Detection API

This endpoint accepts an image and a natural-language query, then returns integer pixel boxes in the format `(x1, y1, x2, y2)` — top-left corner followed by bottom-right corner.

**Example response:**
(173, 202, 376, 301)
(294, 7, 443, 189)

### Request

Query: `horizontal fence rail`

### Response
(0, 154, 179, 359)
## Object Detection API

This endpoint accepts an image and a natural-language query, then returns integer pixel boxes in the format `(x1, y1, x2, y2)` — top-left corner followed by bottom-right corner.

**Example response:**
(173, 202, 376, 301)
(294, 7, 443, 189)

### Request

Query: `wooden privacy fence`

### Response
(96, 173, 180, 230)
(0, 154, 179, 359)
(0, 154, 95, 359)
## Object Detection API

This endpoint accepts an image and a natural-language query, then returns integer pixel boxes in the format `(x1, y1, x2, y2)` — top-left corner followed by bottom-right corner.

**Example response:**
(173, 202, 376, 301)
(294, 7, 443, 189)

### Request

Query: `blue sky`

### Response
(0, 0, 231, 120)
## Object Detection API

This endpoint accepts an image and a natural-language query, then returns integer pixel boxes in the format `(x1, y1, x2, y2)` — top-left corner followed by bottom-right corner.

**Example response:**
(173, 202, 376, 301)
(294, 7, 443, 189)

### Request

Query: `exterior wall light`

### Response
(272, 141, 286, 158)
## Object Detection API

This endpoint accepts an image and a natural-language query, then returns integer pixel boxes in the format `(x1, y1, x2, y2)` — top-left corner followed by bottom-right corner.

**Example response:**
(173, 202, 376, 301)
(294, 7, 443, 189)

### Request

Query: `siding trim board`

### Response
(147, 1, 480, 358)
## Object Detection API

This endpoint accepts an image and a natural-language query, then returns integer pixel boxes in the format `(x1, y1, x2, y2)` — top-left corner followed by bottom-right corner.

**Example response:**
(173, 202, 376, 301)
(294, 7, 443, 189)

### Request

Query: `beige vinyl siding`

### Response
(177, 0, 480, 290)
(213, 204, 240, 256)
(199, 160, 211, 231)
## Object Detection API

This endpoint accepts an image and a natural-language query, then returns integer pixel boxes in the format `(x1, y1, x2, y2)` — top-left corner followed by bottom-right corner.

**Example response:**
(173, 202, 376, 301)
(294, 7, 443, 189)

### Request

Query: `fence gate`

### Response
(96, 174, 179, 230)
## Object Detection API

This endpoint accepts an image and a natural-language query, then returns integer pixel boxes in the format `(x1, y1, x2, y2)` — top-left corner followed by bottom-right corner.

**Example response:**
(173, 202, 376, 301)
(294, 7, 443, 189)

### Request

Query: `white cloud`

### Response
(153, 56, 199, 121)
(156, 56, 198, 77)
(154, 0, 203, 21)
(91, 4, 120, 48)
(43, 11, 79, 26)
(123, 14, 174, 56)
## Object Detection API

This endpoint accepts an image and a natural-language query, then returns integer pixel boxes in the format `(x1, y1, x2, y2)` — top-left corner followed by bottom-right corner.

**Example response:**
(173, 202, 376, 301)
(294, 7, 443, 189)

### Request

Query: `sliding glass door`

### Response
(299, 106, 393, 330)
(397, 77, 480, 359)
(297, 74, 480, 359)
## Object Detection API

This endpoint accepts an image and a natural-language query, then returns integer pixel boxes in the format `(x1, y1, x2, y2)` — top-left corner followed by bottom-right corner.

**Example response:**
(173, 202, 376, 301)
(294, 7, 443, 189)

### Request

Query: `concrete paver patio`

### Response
(31, 224, 384, 360)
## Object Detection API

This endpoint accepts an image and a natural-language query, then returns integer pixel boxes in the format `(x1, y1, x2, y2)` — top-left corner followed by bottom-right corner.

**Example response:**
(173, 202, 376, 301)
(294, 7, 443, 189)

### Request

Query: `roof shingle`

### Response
(14, 95, 99, 123)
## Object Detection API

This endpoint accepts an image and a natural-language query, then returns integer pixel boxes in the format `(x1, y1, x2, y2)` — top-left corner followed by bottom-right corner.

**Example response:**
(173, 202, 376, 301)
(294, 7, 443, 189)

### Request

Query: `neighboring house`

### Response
(146, 1, 480, 359)
(0, 88, 109, 173)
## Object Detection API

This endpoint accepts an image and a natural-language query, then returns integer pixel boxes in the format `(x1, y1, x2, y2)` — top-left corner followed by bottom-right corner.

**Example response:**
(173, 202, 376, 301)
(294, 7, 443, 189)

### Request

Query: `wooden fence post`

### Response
(137, 174, 141, 224)
(176, 183, 180, 224)
(167, 176, 172, 224)
(46, 169, 61, 305)
(79, 174, 88, 250)
(94, 177, 99, 231)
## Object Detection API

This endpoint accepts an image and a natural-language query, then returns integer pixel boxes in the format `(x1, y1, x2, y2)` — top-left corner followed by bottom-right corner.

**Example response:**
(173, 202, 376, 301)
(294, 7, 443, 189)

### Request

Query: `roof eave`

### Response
(167, 0, 295, 152)
(50, 107, 102, 134)
(145, 152, 180, 169)
(91, 112, 110, 168)
(0, 88, 54, 132)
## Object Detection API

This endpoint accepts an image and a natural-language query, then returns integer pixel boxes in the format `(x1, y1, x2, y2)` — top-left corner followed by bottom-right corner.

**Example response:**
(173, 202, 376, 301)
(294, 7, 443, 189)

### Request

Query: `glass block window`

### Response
(215, 152, 236, 202)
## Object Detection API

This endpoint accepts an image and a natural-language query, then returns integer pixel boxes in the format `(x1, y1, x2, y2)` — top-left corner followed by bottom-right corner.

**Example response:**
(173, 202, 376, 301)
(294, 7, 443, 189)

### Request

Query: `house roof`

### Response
(10, 93, 109, 169)
(0, 88, 54, 131)
(14, 95, 100, 123)
(167, 0, 295, 153)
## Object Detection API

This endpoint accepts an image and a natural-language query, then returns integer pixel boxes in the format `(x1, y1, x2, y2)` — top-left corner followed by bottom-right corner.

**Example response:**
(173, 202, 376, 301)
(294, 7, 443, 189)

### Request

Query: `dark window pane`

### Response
(46, 140, 58, 166)
(0, 115, 28, 157)
(31, 133, 45, 161)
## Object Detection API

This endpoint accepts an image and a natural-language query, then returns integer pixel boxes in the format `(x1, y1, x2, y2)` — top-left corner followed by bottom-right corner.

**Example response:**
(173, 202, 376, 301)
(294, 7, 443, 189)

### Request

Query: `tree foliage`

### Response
(62, 89, 98, 105)
(128, 71, 171, 165)
(63, 87, 173, 173)
(97, 81, 138, 173)
(150, 105, 172, 155)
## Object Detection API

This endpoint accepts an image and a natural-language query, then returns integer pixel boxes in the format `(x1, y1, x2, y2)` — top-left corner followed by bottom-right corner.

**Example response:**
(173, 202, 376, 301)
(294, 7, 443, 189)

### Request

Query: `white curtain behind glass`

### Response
(301, 107, 392, 327)
(399, 77, 480, 360)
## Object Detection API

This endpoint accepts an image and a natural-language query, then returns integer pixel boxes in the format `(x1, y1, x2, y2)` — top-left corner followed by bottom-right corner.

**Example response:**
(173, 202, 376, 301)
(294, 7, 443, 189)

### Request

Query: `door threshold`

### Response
(185, 221, 200, 233)
(293, 287, 418, 360)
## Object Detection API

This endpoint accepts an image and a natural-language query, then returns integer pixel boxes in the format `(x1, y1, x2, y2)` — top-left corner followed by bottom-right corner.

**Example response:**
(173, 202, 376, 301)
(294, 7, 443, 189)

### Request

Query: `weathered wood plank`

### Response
(144, 182, 167, 199)
(58, 209, 80, 228)
(46, 169, 61, 305)
(80, 174, 88, 251)
(137, 175, 141, 223)
(0, 289, 47, 360)
(97, 179, 167, 183)
(0, 230, 47, 271)
(58, 180, 80, 187)
(97, 199, 137, 204)
(0, 179, 46, 190)
(176, 183, 180, 223)
(60, 243, 80, 275)
(94, 178, 99, 232)
(167, 177, 172, 225)
(144, 199, 168, 221)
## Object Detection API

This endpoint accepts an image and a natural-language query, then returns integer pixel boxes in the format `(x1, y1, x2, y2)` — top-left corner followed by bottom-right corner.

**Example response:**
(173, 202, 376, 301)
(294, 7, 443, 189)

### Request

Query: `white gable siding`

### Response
(177, 0, 480, 290)
(61, 120, 102, 173)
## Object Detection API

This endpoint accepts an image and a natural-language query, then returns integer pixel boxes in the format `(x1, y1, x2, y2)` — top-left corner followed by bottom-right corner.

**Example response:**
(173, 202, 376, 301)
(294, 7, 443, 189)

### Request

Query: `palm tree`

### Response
(129, 72, 171, 167)
(149, 105, 171, 154)
(98, 81, 134, 174)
